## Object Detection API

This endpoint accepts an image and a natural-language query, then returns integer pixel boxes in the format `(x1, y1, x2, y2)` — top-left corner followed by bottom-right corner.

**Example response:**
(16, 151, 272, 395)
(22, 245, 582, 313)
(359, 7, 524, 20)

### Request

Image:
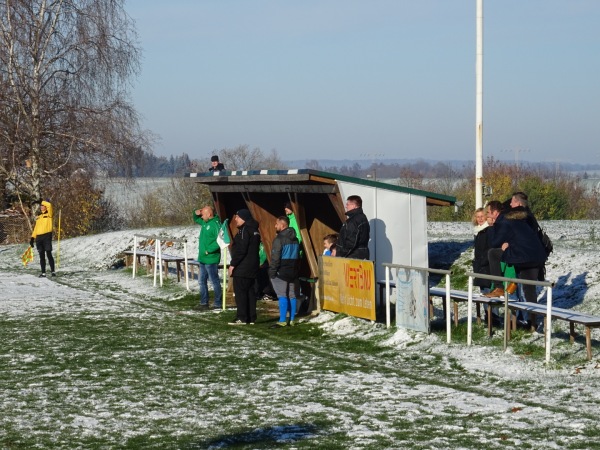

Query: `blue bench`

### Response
(428, 287, 504, 335)
(506, 301, 600, 360)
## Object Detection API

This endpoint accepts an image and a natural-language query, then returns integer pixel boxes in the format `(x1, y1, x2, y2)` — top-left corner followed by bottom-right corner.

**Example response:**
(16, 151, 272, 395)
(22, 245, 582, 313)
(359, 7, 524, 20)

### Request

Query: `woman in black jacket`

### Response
(472, 208, 492, 291)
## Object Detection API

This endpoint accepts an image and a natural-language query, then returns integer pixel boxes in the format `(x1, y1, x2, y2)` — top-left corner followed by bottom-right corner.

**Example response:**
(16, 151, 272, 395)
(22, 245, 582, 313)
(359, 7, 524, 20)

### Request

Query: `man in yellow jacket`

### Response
(30, 200, 55, 277)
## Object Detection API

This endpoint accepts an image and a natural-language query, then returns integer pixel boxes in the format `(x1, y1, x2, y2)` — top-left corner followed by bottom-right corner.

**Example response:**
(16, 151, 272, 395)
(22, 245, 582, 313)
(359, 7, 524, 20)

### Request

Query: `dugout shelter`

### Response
(185, 169, 455, 307)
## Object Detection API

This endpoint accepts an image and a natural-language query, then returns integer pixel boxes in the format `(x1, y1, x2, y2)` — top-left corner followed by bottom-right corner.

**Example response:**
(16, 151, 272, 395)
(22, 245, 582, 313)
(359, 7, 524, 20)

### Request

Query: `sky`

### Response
(125, 0, 600, 165)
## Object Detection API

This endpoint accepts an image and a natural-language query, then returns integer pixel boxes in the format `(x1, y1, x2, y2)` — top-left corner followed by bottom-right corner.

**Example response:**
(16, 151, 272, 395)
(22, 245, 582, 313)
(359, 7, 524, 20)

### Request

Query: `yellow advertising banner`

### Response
(320, 255, 375, 321)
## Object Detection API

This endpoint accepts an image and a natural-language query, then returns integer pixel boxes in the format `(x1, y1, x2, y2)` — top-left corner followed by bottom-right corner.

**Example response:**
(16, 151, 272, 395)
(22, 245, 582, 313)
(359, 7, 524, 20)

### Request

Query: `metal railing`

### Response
(132, 234, 189, 289)
(465, 272, 554, 363)
(382, 263, 453, 344)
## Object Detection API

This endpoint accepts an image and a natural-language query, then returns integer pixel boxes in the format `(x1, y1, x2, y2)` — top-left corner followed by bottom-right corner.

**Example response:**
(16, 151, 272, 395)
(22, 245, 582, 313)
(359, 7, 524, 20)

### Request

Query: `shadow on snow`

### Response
(185, 423, 319, 449)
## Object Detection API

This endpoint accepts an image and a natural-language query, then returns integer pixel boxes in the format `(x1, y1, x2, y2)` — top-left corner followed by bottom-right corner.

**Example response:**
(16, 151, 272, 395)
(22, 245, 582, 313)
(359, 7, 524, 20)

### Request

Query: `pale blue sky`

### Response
(126, 0, 599, 165)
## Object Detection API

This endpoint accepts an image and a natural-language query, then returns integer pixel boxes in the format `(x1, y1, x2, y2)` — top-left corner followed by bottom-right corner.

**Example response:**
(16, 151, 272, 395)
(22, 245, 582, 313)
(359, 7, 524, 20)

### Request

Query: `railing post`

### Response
(467, 276, 473, 346)
(546, 286, 553, 363)
(445, 273, 451, 344)
(184, 241, 189, 291)
(385, 265, 391, 329)
(153, 239, 159, 287)
(132, 235, 137, 279)
(503, 289, 509, 351)
(158, 240, 163, 287)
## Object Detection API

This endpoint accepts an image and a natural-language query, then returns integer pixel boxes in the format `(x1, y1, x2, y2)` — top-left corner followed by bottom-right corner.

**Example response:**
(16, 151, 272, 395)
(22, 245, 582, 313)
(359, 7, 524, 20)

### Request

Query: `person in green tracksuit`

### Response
(284, 202, 302, 247)
(193, 205, 222, 309)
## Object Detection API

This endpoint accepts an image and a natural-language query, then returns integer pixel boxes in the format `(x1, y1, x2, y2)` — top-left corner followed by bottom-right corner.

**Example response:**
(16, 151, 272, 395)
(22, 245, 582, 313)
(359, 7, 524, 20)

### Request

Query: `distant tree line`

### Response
(423, 158, 600, 221)
(108, 151, 193, 177)
(109, 145, 285, 177)
(306, 157, 600, 221)
(114, 153, 600, 227)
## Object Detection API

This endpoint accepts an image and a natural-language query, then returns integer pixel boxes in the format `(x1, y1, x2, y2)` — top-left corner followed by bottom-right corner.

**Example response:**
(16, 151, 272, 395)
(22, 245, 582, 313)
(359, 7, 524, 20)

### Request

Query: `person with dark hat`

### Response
(209, 155, 225, 172)
(228, 208, 261, 325)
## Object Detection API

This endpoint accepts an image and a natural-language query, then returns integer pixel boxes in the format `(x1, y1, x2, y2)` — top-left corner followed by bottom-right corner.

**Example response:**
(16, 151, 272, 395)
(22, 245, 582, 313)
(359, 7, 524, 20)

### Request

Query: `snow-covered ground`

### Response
(1, 221, 600, 448)
(3, 220, 600, 368)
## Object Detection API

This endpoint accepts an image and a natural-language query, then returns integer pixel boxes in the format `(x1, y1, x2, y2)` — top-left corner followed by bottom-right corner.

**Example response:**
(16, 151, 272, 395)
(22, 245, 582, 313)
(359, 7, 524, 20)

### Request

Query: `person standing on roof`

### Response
(30, 200, 55, 278)
(193, 205, 222, 310)
(209, 155, 225, 172)
(336, 195, 370, 260)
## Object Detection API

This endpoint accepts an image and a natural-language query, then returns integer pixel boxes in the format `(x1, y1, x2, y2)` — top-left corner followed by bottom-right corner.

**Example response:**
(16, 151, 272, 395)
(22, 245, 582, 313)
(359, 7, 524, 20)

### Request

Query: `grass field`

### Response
(2, 222, 600, 449)
(1, 269, 600, 449)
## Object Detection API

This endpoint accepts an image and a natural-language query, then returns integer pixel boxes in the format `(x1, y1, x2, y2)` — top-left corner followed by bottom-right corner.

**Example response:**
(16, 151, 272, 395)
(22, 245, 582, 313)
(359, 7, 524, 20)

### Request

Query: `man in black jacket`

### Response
(228, 209, 260, 325)
(208, 155, 225, 171)
(269, 216, 300, 327)
(336, 195, 370, 260)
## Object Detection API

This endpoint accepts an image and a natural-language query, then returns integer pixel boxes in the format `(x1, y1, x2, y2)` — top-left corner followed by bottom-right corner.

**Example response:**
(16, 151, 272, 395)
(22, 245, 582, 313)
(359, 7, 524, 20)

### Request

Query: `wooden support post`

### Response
(586, 326, 592, 360)
(453, 302, 458, 327)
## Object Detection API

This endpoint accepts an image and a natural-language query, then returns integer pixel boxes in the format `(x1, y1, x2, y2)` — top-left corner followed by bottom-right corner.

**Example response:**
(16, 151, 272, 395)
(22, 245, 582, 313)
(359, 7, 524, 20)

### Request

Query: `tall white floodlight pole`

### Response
(475, 0, 484, 208)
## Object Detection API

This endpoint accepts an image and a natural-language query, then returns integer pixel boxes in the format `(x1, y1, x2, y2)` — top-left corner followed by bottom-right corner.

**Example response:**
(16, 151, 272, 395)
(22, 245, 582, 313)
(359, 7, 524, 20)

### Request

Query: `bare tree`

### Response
(215, 145, 285, 171)
(0, 0, 146, 210)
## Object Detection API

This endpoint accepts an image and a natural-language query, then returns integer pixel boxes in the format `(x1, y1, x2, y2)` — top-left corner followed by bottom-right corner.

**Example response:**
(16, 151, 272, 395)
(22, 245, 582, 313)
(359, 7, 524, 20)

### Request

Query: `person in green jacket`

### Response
(284, 202, 302, 246)
(193, 205, 222, 309)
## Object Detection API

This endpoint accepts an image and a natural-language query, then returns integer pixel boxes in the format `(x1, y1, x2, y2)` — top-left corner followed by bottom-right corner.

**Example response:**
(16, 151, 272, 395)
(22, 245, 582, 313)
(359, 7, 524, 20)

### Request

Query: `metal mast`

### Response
(475, 0, 484, 208)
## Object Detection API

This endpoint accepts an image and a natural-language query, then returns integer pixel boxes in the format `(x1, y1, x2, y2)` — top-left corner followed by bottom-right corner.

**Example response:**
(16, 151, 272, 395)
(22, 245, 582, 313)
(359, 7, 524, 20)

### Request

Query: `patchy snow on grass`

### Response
(2, 221, 600, 448)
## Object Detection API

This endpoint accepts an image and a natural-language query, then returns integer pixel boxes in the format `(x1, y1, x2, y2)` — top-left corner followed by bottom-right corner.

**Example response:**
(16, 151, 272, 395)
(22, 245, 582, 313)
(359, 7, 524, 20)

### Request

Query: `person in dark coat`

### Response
(487, 201, 547, 303)
(228, 209, 261, 324)
(472, 207, 492, 290)
(269, 216, 300, 327)
(208, 155, 225, 171)
(336, 195, 370, 260)
(484, 200, 511, 298)
(510, 191, 542, 232)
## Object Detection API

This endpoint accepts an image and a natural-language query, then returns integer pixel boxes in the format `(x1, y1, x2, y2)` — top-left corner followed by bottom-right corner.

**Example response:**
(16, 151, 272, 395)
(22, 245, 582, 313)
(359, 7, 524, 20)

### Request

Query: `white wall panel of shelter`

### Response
(337, 181, 428, 283)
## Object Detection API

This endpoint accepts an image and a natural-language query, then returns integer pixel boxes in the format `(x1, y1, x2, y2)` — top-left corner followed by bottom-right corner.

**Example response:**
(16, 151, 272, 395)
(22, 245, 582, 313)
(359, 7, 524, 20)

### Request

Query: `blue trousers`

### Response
(199, 263, 222, 307)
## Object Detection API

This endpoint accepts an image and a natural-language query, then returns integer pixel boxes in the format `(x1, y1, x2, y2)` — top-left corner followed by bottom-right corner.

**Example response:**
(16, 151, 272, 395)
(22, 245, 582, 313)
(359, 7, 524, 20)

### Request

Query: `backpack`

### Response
(538, 226, 553, 256)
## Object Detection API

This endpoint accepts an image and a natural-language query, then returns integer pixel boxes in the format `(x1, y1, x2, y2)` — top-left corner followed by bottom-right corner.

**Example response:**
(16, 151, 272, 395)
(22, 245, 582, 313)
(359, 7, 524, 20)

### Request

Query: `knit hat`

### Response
(211, 155, 219, 162)
(236, 209, 252, 222)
